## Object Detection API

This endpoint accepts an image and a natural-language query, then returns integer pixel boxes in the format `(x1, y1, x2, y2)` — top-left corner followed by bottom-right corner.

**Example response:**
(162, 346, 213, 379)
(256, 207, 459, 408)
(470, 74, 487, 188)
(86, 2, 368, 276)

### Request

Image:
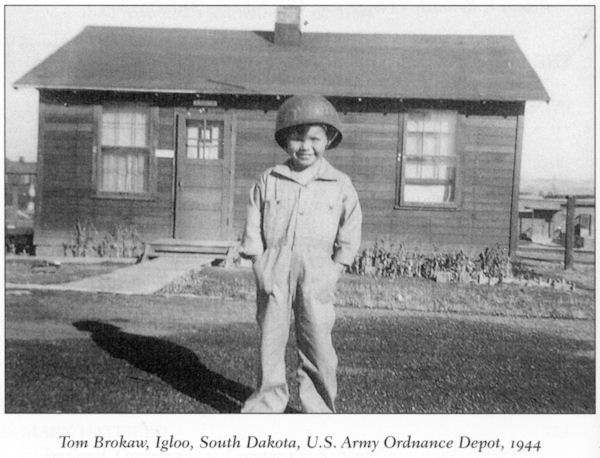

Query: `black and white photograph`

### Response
(2, 3, 597, 456)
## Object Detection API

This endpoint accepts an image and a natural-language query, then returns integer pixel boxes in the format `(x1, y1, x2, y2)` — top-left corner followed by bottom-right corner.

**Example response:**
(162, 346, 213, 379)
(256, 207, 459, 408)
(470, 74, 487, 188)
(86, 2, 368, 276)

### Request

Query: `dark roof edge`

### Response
(13, 83, 202, 93)
(12, 84, 549, 103)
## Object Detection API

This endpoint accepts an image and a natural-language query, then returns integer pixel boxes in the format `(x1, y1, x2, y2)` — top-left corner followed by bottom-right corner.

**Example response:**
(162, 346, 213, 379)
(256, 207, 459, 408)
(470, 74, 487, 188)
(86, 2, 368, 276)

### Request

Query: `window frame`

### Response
(184, 118, 225, 161)
(93, 104, 158, 200)
(395, 109, 461, 210)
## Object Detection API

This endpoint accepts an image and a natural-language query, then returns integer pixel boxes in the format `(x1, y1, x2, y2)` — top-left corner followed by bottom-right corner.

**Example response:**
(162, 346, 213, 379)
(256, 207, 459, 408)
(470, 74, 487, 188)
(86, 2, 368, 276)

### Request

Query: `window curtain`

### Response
(101, 151, 147, 193)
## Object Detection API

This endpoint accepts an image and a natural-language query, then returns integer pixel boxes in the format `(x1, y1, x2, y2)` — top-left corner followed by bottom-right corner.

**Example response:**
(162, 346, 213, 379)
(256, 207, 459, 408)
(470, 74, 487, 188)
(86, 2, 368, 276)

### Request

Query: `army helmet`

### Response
(275, 95, 343, 150)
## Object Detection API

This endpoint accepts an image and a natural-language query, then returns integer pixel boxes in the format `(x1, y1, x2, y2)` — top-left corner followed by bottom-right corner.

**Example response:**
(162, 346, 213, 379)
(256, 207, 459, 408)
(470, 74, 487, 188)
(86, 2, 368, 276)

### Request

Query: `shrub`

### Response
(63, 220, 145, 258)
(349, 240, 509, 282)
(477, 244, 511, 280)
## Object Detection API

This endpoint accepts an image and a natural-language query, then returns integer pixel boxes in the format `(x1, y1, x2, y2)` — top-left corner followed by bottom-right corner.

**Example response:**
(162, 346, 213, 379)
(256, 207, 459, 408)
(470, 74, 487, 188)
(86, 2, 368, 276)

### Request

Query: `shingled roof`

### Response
(15, 26, 549, 102)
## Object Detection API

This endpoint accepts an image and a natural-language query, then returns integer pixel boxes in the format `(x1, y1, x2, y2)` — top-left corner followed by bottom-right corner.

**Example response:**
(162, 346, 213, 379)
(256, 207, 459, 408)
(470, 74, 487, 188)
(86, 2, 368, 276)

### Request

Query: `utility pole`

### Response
(564, 196, 576, 269)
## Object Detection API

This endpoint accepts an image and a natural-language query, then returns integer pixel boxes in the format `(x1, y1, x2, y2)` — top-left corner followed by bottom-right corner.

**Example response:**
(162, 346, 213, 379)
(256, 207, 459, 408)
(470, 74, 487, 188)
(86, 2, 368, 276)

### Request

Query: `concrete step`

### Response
(146, 238, 238, 258)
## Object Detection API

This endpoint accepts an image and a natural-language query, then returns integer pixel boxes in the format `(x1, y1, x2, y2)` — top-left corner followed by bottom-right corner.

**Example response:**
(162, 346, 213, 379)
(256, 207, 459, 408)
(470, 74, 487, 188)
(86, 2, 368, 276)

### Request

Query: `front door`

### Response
(174, 111, 234, 240)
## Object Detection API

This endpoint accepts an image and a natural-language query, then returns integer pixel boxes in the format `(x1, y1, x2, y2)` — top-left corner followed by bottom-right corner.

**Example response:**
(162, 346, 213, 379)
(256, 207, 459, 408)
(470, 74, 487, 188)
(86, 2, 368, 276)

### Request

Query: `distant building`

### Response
(5, 157, 36, 211)
(519, 195, 595, 250)
(5, 157, 37, 253)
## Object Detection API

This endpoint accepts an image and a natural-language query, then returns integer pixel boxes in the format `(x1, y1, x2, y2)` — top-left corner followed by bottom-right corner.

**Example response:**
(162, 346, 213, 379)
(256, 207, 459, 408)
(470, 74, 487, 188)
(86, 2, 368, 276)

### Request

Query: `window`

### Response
(185, 120, 224, 160)
(98, 106, 150, 194)
(575, 213, 592, 236)
(398, 110, 458, 207)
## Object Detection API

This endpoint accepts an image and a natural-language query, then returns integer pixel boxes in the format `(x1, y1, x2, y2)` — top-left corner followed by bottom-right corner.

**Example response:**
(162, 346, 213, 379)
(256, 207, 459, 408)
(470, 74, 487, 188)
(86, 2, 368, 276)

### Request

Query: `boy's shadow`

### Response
(73, 320, 297, 413)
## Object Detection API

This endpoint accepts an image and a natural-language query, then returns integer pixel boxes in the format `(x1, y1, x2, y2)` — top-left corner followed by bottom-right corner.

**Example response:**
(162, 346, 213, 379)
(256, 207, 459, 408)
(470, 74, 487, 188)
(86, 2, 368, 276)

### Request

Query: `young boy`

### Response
(240, 95, 362, 413)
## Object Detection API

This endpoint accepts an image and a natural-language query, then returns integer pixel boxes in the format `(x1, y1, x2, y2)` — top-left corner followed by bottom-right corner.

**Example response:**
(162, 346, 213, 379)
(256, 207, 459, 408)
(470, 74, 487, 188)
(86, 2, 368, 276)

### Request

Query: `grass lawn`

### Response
(5, 259, 129, 285)
(159, 262, 595, 320)
(5, 290, 594, 414)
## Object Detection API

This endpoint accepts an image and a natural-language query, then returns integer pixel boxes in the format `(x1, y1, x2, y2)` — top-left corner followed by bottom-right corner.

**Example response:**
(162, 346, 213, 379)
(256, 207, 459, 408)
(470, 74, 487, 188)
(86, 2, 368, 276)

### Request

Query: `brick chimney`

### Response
(274, 6, 301, 46)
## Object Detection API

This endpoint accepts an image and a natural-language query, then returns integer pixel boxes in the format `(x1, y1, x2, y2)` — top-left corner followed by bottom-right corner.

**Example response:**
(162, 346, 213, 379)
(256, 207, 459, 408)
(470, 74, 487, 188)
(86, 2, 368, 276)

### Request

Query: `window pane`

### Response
(119, 111, 134, 125)
(440, 118, 454, 133)
(211, 126, 220, 142)
(186, 120, 224, 160)
(187, 126, 199, 140)
(423, 117, 438, 132)
(401, 110, 458, 205)
(187, 144, 197, 159)
(135, 112, 147, 125)
(405, 133, 421, 156)
(186, 126, 199, 158)
(117, 125, 130, 147)
(422, 134, 437, 156)
(404, 163, 419, 179)
(133, 126, 147, 147)
(439, 134, 455, 156)
(406, 114, 424, 132)
(404, 184, 454, 203)
(101, 124, 116, 146)
(102, 107, 149, 147)
(405, 162, 455, 180)
(100, 150, 147, 193)
(103, 112, 116, 123)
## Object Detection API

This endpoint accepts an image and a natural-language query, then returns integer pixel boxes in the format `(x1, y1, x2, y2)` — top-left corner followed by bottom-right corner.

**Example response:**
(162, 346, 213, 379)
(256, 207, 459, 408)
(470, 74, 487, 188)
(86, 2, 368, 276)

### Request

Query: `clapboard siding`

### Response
(35, 101, 174, 254)
(35, 94, 520, 255)
(158, 108, 175, 149)
(349, 112, 516, 250)
(229, 109, 517, 251)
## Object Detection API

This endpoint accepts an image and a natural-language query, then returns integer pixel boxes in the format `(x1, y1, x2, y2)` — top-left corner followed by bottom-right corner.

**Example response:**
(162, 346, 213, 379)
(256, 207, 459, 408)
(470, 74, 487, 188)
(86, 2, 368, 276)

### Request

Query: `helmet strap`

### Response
(326, 130, 339, 149)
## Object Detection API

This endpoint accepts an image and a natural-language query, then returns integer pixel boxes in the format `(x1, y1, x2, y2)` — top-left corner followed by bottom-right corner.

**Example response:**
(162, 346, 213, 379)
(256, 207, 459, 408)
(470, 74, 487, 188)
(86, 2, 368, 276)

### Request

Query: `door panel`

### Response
(177, 189, 224, 210)
(175, 112, 234, 240)
(175, 211, 224, 241)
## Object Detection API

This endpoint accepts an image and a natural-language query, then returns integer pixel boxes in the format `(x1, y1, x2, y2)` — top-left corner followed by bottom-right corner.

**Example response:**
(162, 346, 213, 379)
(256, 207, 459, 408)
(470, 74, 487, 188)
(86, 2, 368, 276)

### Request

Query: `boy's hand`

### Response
(240, 252, 258, 262)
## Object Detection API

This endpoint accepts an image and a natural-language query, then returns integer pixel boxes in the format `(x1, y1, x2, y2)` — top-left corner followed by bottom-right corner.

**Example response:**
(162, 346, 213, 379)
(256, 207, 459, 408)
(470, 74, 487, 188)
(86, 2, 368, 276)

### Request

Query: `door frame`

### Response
(173, 109, 236, 240)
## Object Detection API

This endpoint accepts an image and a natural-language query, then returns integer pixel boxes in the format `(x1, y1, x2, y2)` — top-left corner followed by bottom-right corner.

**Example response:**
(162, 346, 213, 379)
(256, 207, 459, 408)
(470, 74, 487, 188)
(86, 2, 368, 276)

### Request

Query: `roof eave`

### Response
(13, 83, 550, 103)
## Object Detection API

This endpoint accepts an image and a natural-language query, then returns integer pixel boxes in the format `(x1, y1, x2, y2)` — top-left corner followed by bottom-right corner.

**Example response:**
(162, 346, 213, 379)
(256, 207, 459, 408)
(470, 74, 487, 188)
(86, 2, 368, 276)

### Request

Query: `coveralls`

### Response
(240, 157, 362, 413)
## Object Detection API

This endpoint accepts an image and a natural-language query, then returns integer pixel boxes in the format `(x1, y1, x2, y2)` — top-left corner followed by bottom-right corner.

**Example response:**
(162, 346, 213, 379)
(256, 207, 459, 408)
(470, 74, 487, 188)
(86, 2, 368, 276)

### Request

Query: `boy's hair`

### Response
(279, 123, 339, 146)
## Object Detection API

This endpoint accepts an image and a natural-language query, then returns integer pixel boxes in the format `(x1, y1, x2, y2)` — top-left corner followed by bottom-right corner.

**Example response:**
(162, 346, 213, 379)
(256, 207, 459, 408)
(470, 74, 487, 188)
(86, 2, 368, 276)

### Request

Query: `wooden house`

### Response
(15, 9, 549, 257)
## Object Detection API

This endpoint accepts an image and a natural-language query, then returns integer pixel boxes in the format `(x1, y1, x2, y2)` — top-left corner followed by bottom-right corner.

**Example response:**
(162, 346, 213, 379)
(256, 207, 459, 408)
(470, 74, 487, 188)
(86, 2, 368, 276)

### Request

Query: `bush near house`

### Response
(63, 220, 145, 258)
(349, 241, 511, 282)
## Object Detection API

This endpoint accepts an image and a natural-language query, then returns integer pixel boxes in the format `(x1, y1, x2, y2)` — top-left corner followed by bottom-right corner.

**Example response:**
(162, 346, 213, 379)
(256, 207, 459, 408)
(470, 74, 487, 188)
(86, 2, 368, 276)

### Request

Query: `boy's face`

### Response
(285, 125, 329, 170)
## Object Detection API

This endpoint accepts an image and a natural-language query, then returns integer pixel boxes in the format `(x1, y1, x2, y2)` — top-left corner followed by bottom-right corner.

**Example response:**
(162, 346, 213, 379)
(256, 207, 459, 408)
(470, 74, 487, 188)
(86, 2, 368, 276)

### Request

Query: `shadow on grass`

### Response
(72, 320, 284, 413)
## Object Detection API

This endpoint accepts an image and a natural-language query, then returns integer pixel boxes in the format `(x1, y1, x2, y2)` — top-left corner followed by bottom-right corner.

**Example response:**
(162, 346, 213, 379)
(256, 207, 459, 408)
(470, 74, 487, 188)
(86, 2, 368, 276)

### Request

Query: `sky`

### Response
(3, 5, 595, 183)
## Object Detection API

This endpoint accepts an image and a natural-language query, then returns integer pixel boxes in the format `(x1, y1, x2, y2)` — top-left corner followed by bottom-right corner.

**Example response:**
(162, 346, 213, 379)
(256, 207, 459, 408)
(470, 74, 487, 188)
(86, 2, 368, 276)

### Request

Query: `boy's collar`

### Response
(272, 158, 339, 182)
